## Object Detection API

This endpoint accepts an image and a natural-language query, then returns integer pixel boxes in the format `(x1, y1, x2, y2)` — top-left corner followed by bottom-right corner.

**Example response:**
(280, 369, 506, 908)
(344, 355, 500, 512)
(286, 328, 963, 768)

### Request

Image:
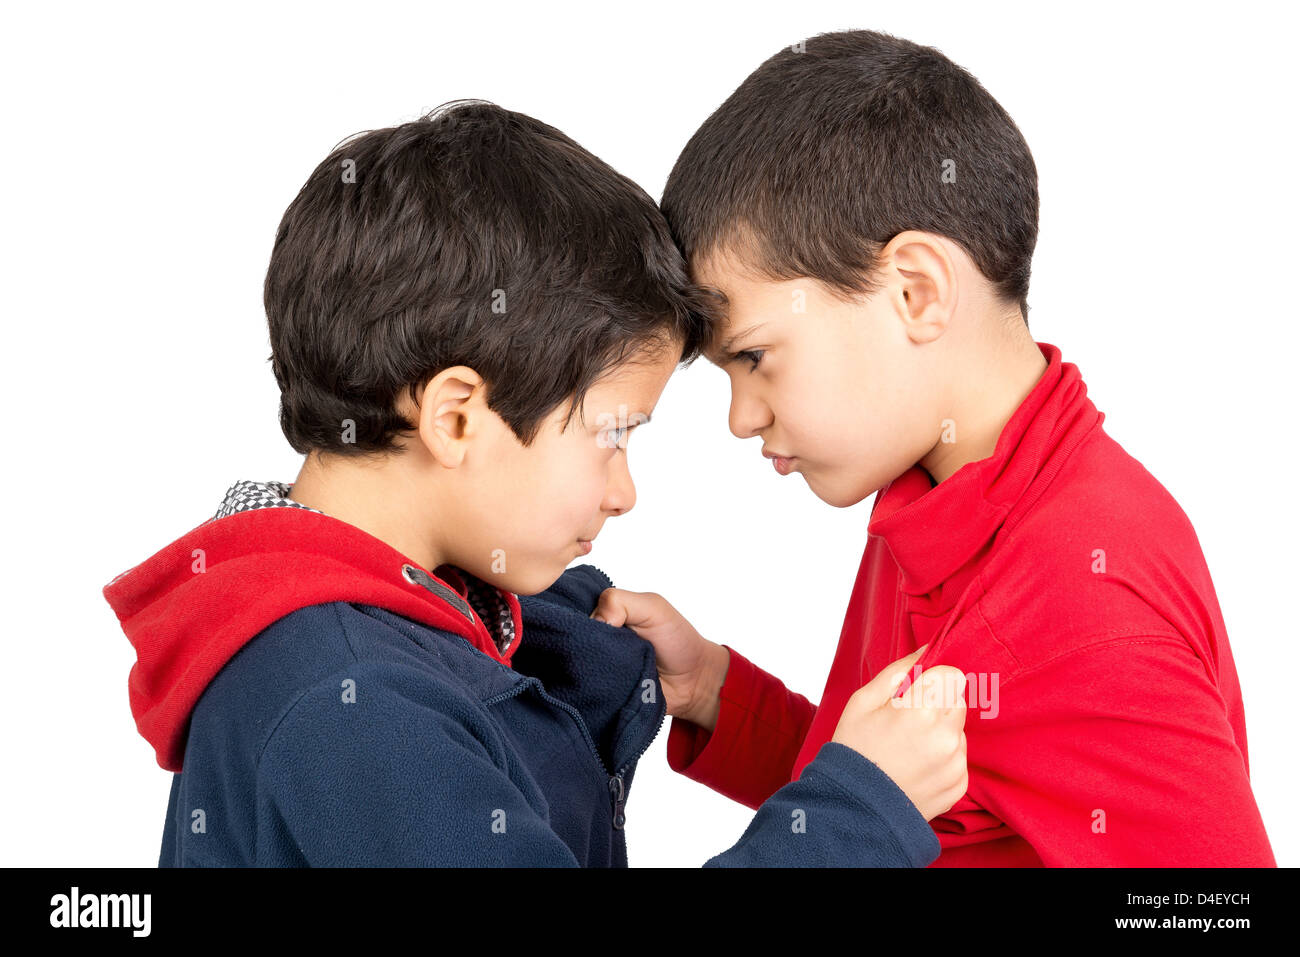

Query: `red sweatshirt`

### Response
(668, 340, 1275, 866)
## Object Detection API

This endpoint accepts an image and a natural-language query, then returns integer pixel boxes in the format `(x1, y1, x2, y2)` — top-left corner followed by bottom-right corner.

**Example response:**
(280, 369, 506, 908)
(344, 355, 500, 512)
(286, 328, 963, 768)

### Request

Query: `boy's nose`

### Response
(603, 448, 636, 516)
(728, 384, 771, 440)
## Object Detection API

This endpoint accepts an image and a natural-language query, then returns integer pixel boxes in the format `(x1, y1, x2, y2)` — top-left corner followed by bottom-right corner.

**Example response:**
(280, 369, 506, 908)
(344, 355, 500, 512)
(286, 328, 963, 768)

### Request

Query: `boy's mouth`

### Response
(763, 448, 796, 475)
(577, 539, 594, 555)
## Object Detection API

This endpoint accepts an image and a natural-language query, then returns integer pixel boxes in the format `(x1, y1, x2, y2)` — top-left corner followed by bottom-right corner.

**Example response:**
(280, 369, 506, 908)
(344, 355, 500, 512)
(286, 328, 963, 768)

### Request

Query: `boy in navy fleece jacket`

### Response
(103, 101, 968, 867)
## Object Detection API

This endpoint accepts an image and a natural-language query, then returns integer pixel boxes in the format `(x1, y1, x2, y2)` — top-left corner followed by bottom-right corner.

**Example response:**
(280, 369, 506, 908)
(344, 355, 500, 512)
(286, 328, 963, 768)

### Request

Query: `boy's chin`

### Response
(486, 558, 573, 598)
(807, 470, 875, 509)
(507, 573, 561, 597)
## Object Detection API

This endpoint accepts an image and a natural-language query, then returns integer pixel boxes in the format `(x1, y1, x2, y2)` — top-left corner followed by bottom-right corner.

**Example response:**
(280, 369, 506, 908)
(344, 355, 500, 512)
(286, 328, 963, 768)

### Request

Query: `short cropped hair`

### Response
(661, 30, 1039, 327)
(265, 100, 713, 456)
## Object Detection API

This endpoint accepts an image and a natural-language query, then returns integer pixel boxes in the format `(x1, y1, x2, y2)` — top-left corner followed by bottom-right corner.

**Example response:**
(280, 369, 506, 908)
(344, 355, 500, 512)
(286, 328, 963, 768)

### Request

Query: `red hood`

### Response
(102, 506, 522, 772)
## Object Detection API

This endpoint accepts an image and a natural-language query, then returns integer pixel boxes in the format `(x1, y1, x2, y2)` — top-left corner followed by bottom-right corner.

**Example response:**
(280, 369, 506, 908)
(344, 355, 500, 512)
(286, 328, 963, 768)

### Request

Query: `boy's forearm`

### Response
(667, 645, 819, 810)
(703, 741, 940, 867)
(683, 641, 731, 733)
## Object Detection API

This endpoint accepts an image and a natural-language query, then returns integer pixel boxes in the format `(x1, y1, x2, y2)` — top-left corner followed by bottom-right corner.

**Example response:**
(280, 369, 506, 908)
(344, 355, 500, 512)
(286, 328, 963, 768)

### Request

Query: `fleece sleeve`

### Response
(254, 663, 581, 866)
(666, 645, 818, 810)
(970, 635, 1276, 866)
(704, 741, 941, 867)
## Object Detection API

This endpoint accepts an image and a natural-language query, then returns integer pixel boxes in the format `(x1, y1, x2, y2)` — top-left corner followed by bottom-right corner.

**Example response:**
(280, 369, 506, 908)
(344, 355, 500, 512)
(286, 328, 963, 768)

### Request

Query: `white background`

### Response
(2, 0, 1296, 867)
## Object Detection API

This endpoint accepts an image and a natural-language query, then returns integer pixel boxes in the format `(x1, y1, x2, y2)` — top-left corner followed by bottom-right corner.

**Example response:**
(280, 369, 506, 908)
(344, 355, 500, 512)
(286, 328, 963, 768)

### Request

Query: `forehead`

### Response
(691, 246, 788, 361)
(578, 343, 679, 415)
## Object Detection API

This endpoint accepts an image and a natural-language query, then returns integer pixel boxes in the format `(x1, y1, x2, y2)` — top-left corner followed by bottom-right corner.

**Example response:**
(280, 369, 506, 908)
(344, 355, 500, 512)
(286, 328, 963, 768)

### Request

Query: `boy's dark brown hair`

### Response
(660, 29, 1039, 331)
(265, 100, 712, 457)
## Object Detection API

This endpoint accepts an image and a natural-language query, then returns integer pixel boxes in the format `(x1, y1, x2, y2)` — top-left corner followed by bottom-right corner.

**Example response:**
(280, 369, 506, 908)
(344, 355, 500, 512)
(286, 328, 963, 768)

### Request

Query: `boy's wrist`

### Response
(686, 642, 730, 733)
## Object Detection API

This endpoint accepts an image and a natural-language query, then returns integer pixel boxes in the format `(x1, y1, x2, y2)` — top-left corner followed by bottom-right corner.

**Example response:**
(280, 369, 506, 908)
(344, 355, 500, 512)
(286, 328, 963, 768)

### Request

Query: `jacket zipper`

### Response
(605, 694, 667, 830)
(581, 561, 666, 827)
(484, 675, 665, 831)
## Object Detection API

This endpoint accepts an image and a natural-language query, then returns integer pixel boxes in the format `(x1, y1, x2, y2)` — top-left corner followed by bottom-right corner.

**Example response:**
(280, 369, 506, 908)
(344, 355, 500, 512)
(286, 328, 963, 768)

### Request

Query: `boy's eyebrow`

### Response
(711, 323, 766, 361)
(585, 412, 652, 428)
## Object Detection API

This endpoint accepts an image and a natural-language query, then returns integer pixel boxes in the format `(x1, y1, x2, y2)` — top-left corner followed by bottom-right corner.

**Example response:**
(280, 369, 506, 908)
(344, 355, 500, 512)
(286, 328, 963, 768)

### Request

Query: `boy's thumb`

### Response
(589, 589, 629, 628)
(855, 643, 930, 709)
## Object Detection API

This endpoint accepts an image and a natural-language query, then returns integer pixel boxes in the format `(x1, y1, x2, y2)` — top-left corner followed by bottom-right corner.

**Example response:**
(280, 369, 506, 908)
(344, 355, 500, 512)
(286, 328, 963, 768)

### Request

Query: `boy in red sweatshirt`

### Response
(592, 30, 1275, 866)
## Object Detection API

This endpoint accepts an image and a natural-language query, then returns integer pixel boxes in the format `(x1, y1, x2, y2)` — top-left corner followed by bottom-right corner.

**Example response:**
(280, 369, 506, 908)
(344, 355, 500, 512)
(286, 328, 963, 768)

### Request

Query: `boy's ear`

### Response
(413, 366, 485, 468)
(882, 230, 958, 344)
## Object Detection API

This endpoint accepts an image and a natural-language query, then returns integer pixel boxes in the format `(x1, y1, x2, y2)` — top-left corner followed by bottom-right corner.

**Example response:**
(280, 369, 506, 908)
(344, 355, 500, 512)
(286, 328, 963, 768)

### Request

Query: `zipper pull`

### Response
(609, 772, 626, 830)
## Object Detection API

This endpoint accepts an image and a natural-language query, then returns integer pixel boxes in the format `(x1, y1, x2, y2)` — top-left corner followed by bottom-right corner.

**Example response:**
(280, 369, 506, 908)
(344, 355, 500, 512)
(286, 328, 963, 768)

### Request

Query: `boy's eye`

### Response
(600, 427, 629, 449)
(735, 349, 765, 371)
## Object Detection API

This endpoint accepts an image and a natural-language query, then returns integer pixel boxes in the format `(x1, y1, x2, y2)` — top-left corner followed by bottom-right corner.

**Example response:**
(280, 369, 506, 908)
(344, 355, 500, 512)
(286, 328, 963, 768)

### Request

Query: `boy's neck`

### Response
(286, 452, 448, 572)
(919, 329, 1047, 486)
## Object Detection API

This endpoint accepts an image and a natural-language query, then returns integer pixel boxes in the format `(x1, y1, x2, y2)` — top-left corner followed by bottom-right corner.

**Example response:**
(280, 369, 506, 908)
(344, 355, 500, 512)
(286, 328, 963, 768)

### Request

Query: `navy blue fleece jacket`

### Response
(103, 498, 940, 866)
